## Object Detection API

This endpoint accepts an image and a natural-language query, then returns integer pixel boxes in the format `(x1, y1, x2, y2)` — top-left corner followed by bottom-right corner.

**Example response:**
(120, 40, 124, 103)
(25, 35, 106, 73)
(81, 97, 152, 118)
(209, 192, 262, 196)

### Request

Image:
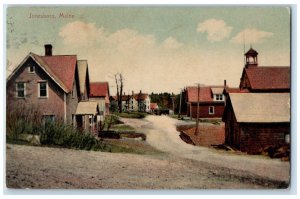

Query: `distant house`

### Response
(129, 91, 151, 112)
(89, 82, 110, 117)
(6, 44, 99, 132)
(185, 85, 225, 119)
(222, 93, 290, 154)
(150, 103, 159, 112)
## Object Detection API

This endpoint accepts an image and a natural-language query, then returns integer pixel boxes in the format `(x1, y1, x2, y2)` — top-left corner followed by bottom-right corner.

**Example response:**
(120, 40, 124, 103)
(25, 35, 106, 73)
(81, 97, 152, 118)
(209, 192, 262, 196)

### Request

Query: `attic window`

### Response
(215, 94, 223, 101)
(28, 65, 35, 73)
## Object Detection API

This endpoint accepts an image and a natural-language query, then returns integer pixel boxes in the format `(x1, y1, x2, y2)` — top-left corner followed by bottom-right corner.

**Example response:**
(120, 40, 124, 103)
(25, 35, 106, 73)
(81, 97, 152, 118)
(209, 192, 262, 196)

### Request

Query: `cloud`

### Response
(59, 21, 105, 46)
(161, 37, 183, 49)
(197, 19, 232, 42)
(230, 28, 274, 44)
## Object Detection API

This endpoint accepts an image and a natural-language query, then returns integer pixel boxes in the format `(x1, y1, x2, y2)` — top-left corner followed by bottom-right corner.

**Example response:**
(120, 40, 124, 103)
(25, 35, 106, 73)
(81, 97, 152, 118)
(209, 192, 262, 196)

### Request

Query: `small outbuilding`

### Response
(75, 101, 100, 133)
(222, 93, 290, 154)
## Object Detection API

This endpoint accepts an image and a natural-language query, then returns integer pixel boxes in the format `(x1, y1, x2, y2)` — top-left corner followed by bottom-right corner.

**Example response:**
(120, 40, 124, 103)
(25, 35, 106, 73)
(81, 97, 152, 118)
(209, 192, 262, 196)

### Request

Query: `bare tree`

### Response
(114, 73, 124, 113)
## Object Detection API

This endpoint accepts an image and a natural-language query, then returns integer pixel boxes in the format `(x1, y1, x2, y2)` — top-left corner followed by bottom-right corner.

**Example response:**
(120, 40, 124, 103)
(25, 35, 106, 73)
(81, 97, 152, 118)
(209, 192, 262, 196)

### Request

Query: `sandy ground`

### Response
(122, 115, 290, 182)
(6, 115, 290, 189)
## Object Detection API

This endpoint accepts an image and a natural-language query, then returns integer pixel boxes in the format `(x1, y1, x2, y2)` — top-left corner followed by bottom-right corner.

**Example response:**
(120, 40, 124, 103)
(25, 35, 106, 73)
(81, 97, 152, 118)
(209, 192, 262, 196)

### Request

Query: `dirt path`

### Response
(121, 115, 290, 183)
(6, 144, 286, 189)
(6, 115, 290, 189)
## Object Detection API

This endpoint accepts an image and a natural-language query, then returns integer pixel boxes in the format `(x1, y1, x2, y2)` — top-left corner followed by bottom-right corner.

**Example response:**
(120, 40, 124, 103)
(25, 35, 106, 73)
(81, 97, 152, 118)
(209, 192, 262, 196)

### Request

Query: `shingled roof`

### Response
(90, 82, 109, 97)
(8, 52, 77, 93)
(186, 86, 224, 103)
(229, 93, 290, 123)
(244, 67, 290, 90)
(77, 60, 89, 95)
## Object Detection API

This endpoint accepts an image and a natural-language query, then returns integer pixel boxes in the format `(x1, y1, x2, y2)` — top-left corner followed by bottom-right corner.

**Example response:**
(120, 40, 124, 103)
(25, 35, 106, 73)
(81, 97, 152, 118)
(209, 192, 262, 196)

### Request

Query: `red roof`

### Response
(150, 103, 158, 109)
(223, 88, 249, 94)
(90, 82, 109, 97)
(133, 93, 149, 101)
(245, 67, 290, 90)
(31, 53, 77, 92)
(186, 86, 222, 103)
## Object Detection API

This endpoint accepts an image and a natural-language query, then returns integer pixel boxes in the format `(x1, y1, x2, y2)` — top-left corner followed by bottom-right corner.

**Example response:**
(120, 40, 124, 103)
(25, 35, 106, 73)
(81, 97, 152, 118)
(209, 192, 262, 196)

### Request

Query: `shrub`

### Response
(39, 121, 107, 151)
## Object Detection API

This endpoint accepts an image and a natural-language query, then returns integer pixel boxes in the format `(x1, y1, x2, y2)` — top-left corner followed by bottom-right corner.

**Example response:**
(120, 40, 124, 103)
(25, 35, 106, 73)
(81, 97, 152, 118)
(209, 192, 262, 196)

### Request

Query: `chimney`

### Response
(140, 90, 142, 94)
(44, 44, 53, 56)
(132, 90, 134, 96)
(224, 80, 227, 88)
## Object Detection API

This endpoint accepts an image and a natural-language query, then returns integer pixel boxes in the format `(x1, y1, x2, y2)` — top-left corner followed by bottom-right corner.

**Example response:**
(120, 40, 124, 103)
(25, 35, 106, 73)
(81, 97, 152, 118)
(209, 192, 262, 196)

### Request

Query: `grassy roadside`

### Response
(114, 112, 148, 119)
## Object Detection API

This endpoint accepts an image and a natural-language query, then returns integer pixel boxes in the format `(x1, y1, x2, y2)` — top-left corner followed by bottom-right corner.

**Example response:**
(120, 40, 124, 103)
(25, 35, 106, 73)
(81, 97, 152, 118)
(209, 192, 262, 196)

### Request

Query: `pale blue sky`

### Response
(6, 6, 291, 94)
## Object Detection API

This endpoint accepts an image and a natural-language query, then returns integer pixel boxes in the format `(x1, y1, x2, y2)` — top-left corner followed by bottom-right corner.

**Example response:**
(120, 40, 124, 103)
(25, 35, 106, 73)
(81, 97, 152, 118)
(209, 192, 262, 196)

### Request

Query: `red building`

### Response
(222, 48, 291, 153)
(89, 82, 110, 116)
(222, 93, 290, 153)
(186, 85, 225, 119)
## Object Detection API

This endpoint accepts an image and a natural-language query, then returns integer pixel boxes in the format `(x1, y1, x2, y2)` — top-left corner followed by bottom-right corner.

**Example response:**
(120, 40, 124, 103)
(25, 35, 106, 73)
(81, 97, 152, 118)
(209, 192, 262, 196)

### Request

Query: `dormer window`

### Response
(215, 94, 223, 101)
(28, 65, 35, 73)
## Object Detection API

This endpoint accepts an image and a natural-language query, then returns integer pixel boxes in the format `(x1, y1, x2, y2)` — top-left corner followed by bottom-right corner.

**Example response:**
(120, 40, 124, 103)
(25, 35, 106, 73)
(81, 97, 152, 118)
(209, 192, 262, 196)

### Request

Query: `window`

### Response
(28, 65, 35, 73)
(38, 82, 48, 98)
(216, 94, 223, 101)
(16, 82, 25, 98)
(209, 106, 214, 115)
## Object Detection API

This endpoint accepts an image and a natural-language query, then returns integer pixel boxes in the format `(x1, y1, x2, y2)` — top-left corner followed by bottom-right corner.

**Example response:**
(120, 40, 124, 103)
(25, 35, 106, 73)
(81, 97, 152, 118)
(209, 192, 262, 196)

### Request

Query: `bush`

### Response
(40, 122, 107, 150)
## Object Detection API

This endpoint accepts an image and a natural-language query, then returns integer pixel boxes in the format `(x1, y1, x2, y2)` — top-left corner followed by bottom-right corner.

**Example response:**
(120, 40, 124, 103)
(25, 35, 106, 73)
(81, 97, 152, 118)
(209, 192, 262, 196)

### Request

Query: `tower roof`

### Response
(245, 48, 258, 56)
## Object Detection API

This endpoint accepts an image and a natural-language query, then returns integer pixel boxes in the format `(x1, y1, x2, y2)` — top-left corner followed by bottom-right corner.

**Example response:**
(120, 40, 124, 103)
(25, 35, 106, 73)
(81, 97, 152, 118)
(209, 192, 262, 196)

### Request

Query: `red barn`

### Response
(222, 93, 290, 154)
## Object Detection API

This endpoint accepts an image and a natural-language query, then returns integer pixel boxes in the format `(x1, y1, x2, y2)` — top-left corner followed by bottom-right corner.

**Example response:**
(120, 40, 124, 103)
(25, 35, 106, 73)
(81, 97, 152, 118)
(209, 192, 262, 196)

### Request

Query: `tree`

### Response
(114, 73, 124, 113)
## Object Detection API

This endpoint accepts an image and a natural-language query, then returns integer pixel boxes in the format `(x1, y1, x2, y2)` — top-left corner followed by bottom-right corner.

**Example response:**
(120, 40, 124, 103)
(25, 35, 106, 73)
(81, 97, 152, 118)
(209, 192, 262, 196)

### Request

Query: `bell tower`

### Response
(245, 47, 258, 68)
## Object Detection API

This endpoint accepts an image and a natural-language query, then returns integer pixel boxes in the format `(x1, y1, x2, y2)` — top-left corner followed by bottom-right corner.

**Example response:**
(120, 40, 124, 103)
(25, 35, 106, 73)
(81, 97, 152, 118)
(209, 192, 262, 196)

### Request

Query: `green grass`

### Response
(114, 112, 147, 119)
(110, 124, 135, 132)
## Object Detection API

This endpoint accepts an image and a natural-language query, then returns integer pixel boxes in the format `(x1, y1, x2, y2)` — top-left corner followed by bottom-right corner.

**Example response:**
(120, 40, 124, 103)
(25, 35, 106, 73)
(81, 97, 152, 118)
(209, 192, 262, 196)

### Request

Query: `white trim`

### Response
(7, 53, 68, 93)
(28, 65, 35, 73)
(38, 81, 48, 98)
(64, 93, 67, 123)
(209, 106, 215, 115)
(16, 82, 26, 98)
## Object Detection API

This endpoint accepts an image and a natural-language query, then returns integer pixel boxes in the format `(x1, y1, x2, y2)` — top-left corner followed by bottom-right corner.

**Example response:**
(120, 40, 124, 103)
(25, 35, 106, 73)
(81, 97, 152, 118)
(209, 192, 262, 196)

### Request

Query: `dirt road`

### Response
(6, 115, 290, 189)
(121, 115, 290, 182)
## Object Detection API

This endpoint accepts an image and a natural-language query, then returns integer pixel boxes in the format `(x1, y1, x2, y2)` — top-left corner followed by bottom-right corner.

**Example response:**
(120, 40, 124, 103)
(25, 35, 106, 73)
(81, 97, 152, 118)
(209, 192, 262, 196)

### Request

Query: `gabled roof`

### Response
(229, 93, 290, 123)
(7, 52, 77, 93)
(77, 60, 89, 95)
(75, 101, 99, 115)
(211, 87, 224, 94)
(186, 86, 223, 103)
(37, 54, 77, 92)
(112, 95, 131, 101)
(223, 87, 249, 95)
(244, 67, 290, 90)
(150, 103, 158, 109)
(90, 82, 109, 97)
(133, 93, 149, 101)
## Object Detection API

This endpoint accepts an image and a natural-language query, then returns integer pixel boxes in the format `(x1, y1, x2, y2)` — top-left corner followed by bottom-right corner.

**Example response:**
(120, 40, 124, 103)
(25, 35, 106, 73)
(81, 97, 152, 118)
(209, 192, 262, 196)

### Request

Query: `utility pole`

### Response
(195, 83, 200, 136)
(171, 94, 175, 115)
(178, 89, 182, 119)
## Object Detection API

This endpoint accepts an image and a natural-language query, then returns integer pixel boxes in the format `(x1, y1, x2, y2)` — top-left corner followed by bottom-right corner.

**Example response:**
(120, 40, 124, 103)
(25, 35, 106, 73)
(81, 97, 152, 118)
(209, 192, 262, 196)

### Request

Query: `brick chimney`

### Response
(44, 44, 53, 56)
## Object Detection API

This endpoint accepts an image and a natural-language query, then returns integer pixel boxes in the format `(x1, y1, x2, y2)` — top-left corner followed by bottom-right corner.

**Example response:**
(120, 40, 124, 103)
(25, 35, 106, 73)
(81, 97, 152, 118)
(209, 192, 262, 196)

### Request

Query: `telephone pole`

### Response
(178, 89, 182, 119)
(195, 83, 200, 136)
